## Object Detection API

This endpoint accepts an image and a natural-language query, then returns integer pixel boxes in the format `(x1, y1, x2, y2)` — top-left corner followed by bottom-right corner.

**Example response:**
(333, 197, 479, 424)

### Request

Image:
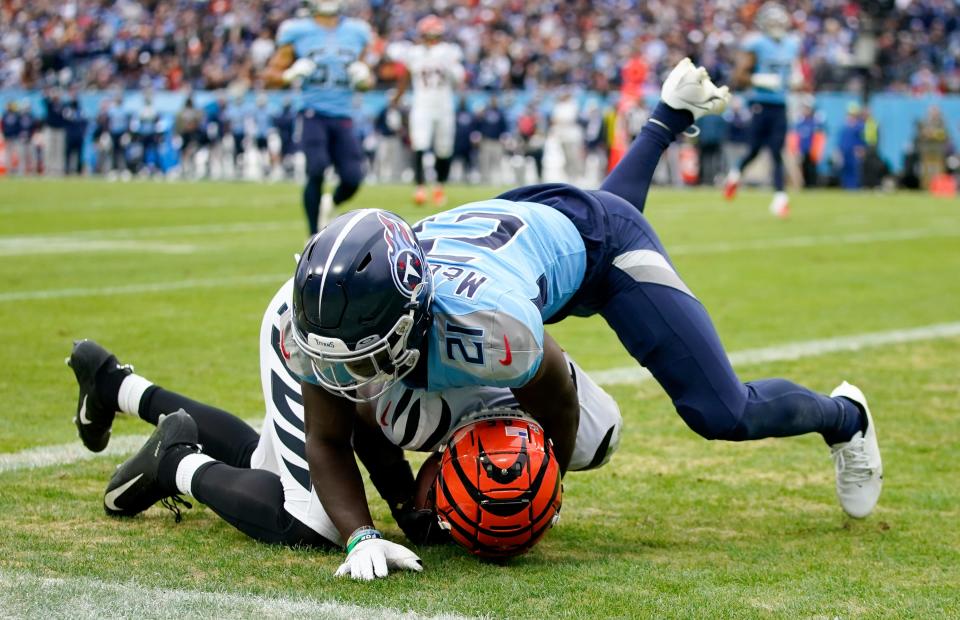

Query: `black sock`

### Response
(822, 397, 866, 445)
(157, 444, 203, 495)
(435, 157, 452, 184)
(303, 176, 322, 235)
(413, 150, 426, 185)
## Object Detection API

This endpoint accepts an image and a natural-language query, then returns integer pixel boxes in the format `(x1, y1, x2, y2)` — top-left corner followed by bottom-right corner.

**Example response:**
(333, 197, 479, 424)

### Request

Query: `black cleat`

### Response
(66, 339, 132, 452)
(103, 409, 199, 520)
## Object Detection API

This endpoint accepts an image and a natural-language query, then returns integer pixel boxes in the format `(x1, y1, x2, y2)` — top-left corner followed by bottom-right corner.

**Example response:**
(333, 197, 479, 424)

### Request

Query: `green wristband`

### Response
(346, 526, 382, 554)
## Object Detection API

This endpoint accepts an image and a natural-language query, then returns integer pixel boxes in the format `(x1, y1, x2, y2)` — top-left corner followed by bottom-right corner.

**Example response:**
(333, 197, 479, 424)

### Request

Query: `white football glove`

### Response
(751, 72, 783, 91)
(660, 57, 731, 120)
(282, 58, 317, 84)
(334, 538, 423, 581)
(347, 61, 374, 90)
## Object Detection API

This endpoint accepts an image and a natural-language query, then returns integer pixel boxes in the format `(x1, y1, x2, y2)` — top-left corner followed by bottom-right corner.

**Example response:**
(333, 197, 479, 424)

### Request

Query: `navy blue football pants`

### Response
(301, 113, 365, 234)
(518, 103, 861, 444)
(737, 102, 788, 192)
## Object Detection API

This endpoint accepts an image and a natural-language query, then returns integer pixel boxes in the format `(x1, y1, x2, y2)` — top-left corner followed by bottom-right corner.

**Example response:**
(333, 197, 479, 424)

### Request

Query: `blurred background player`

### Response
(390, 15, 465, 207)
(723, 1, 802, 218)
(264, 0, 373, 234)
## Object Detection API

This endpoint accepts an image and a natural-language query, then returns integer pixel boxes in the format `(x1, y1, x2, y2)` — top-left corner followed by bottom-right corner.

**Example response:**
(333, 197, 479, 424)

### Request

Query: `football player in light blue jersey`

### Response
(723, 1, 803, 217)
(290, 59, 882, 580)
(264, 0, 374, 234)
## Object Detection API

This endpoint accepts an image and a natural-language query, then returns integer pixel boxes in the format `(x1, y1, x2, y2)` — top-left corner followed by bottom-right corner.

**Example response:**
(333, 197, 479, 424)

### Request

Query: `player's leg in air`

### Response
(66, 283, 414, 547)
(598, 60, 879, 518)
(505, 59, 881, 518)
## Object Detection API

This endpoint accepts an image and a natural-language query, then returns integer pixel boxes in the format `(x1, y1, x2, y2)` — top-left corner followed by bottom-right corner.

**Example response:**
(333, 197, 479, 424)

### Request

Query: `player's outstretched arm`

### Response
(302, 382, 423, 580)
(511, 333, 579, 474)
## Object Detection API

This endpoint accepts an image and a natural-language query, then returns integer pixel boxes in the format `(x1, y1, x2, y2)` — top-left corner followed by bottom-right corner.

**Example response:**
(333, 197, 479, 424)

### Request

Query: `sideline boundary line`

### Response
(591, 321, 960, 385)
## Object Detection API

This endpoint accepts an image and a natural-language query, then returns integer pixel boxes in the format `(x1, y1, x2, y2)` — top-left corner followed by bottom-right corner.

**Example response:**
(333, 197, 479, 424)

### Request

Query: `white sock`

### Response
(117, 374, 153, 416)
(727, 169, 741, 183)
(175, 453, 216, 497)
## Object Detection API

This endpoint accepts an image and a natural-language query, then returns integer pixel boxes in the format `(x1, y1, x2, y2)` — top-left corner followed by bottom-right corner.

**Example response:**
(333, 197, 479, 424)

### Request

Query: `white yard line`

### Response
(2, 225, 957, 301)
(0, 434, 149, 474)
(0, 238, 197, 257)
(0, 220, 298, 241)
(3, 321, 958, 475)
(669, 227, 960, 256)
(0, 570, 475, 620)
(0, 273, 289, 303)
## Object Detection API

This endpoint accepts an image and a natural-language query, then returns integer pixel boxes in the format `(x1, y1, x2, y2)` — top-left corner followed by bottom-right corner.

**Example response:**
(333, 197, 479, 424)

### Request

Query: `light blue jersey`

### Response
(277, 17, 371, 118)
(411, 200, 587, 391)
(743, 32, 799, 105)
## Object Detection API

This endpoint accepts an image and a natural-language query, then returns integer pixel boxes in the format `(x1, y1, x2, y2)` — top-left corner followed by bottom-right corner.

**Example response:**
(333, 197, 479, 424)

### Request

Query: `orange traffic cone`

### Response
(930, 173, 957, 198)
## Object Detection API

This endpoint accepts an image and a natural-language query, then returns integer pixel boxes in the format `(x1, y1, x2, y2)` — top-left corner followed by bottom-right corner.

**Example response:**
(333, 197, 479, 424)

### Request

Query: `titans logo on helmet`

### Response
(378, 212, 427, 296)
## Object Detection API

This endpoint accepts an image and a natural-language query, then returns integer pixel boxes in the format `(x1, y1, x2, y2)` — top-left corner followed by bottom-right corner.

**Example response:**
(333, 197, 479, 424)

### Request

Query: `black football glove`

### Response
(391, 500, 451, 546)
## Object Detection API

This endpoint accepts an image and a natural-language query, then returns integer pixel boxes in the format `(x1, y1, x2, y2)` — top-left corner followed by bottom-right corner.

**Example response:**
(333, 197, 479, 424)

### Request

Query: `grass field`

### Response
(1, 178, 959, 618)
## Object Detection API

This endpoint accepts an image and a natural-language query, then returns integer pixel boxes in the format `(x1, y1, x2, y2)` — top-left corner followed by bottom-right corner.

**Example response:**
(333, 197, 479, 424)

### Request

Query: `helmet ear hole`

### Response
(356, 253, 372, 272)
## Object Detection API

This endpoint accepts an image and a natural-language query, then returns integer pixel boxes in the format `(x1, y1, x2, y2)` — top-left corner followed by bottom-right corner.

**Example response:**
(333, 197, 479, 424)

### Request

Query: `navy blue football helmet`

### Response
(291, 209, 433, 401)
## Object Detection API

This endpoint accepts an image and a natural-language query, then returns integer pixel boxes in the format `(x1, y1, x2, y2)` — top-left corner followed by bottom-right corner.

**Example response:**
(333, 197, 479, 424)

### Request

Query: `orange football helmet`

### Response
(434, 412, 562, 558)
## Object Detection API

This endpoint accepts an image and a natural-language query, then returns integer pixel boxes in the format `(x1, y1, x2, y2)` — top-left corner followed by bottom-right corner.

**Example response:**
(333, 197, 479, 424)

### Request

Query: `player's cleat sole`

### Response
(104, 409, 199, 519)
(829, 381, 882, 518)
(66, 339, 132, 453)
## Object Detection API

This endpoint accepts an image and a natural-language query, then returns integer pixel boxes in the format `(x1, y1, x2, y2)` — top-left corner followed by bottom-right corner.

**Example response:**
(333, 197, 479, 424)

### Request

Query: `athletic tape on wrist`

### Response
(346, 527, 382, 554)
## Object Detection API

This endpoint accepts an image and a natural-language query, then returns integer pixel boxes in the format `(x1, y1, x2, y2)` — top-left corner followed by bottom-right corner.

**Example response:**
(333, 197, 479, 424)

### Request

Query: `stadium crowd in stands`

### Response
(3, 0, 960, 94)
(0, 0, 957, 192)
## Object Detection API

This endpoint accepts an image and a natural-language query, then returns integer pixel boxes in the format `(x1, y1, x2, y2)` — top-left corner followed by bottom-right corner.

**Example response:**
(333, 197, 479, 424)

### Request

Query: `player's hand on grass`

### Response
(335, 528, 423, 581)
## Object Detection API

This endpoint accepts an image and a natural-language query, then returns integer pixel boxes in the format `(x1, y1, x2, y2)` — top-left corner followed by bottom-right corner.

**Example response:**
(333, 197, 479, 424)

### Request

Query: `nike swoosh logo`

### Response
(498, 335, 512, 366)
(78, 395, 92, 425)
(104, 473, 144, 511)
(379, 400, 392, 427)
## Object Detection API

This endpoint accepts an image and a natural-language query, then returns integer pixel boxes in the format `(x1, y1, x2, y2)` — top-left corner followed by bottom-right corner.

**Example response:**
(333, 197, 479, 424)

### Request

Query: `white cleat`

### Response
(829, 381, 882, 518)
(769, 191, 790, 218)
(318, 193, 335, 231)
(660, 57, 731, 120)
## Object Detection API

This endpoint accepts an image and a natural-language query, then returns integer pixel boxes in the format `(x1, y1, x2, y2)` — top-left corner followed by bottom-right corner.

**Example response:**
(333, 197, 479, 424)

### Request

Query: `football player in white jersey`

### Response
(389, 15, 465, 207)
(66, 279, 621, 580)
